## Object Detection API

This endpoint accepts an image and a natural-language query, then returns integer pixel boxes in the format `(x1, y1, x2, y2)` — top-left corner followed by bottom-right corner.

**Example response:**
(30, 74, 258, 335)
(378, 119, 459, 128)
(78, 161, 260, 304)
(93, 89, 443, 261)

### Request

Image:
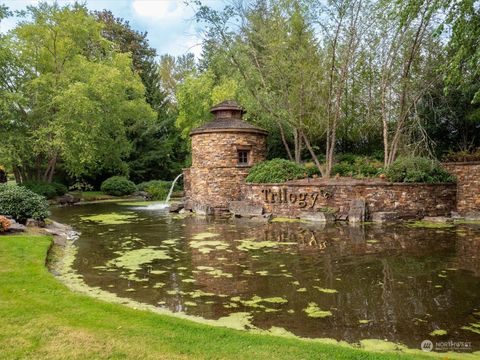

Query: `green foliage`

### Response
(443, 148, 480, 162)
(303, 162, 322, 177)
(0, 184, 49, 222)
(136, 180, 172, 201)
(385, 157, 455, 183)
(176, 70, 241, 137)
(100, 176, 136, 196)
(21, 181, 67, 199)
(1, 3, 156, 183)
(246, 159, 306, 183)
(332, 155, 383, 178)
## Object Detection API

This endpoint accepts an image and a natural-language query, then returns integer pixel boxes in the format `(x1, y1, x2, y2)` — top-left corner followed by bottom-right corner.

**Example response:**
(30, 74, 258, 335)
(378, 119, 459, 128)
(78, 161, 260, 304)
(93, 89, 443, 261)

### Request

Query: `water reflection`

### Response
(50, 203, 480, 349)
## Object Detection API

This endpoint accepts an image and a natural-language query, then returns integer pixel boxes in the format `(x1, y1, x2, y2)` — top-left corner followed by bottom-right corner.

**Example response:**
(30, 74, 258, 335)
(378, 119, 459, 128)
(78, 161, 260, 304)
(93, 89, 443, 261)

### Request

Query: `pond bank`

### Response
(1, 234, 458, 360)
(31, 212, 477, 359)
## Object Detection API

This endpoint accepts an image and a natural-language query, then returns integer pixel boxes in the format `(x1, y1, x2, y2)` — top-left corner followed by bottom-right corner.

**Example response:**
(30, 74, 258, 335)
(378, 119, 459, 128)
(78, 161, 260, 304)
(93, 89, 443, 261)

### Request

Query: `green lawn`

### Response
(0, 235, 471, 360)
(72, 191, 116, 201)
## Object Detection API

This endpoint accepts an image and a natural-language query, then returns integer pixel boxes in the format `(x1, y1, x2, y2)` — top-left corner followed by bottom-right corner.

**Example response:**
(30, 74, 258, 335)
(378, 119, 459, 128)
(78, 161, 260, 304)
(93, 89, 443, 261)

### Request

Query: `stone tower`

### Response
(183, 100, 268, 215)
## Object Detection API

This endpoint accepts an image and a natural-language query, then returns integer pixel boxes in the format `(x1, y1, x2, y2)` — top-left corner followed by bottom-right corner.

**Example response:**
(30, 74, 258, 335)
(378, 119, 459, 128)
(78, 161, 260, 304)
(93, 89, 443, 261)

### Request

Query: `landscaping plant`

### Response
(0, 215, 11, 232)
(100, 176, 136, 196)
(0, 184, 49, 223)
(385, 157, 456, 183)
(246, 159, 307, 183)
(21, 181, 68, 199)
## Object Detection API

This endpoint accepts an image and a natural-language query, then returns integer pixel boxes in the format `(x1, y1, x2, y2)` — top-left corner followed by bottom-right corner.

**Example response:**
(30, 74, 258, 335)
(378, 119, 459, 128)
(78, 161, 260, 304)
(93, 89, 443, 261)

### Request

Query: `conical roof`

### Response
(190, 100, 268, 136)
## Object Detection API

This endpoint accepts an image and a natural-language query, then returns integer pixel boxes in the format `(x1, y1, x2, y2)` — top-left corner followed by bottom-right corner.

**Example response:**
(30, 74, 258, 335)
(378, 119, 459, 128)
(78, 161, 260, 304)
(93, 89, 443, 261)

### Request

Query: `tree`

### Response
(0, 3, 155, 183)
(95, 10, 191, 182)
(196, 0, 326, 172)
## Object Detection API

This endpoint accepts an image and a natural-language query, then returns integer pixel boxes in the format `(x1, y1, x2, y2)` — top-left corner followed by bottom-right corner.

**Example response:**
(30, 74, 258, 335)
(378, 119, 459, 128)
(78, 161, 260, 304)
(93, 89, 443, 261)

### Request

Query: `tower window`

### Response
(238, 150, 249, 165)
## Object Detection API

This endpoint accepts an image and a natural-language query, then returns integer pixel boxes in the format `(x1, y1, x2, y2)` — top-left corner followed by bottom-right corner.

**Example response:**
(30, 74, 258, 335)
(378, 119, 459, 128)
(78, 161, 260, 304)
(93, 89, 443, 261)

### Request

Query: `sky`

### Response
(0, 0, 227, 58)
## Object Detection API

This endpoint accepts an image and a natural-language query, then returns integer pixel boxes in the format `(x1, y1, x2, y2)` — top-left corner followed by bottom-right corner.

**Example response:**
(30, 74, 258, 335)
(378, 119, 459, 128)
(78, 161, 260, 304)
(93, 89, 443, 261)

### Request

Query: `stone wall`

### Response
(241, 179, 457, 220)
(187, 131, 267, 212)
(443, 162, 480, 215)
(191, 132, 266, 168)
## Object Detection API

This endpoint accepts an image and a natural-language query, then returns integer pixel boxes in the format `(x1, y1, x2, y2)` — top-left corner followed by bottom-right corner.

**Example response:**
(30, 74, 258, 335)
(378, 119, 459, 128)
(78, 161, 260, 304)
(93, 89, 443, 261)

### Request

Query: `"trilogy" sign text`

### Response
(261, 188, 332, 209)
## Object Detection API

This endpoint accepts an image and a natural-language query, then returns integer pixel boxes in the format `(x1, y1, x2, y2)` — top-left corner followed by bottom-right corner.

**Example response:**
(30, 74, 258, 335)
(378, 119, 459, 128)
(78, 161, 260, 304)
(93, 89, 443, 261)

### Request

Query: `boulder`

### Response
(184, 200, 194, 211)
(26, 218, 45, 228)
(370, 212, 398, 223)
(300, 211, 335, 222)
(168, 203, 184, 213)
(132, 191, 151, 200)
(56, 194, 81, 206)
(8, 219, 26, 233)
(192, 203, 214, 216)
(348, 199, 367, 223)
(464, 212, 480, 221)
(229, 201, 263, 217)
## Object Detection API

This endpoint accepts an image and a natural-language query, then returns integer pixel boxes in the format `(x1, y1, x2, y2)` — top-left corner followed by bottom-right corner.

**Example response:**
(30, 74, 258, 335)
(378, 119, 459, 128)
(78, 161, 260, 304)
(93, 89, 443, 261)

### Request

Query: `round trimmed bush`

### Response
(385, 157, 456, 183)
(136, 180, 171, 200)
(22, 181, 68, 199)
(100, 176, 136, 196)
(246, 159, 306, 183)
(0, 184, 49, 223)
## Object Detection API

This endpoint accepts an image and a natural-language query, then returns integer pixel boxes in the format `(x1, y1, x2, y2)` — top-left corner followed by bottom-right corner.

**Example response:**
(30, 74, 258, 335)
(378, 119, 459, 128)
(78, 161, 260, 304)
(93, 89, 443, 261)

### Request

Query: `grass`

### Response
(70, 191, 116, 201)
(0, 235, 472, 360)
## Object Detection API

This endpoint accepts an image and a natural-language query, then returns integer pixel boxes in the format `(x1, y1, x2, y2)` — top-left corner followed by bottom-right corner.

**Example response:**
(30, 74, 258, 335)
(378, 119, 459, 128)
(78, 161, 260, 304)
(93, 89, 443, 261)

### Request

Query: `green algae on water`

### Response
(189, 240, 228, 254)
(461, 323, 480, 335)
(407, 221, 454, 229)
(304, 302, 332, 318)
(107, 247, 172, 272)
(191, 232, 220, 240)
(313, 286, 338, 294)
(80, 212, 137, 225)
(236, 238, 296, 251)
(430, 329, 447, 336)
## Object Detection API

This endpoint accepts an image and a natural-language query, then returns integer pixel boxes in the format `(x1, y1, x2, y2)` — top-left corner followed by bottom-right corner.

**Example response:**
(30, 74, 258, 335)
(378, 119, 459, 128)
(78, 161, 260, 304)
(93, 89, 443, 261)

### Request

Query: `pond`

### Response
(50, 202, 480, 350)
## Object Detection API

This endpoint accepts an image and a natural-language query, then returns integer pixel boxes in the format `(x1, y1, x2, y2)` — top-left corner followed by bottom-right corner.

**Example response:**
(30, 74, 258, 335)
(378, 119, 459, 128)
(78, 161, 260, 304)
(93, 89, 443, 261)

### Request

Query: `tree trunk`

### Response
(301, 130, 325, 177)
(279, 123, 294, 161)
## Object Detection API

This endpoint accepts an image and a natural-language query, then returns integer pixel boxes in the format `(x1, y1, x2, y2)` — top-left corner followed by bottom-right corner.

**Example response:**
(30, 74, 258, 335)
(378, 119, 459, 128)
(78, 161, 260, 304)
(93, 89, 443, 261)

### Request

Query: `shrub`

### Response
(0, 184, 49, 223)
(22, 181, 68, 199)
(246, 159, 307, 183)
(137, 180, 172, 200)
(0, 216, 11, 232)
(385, 157, 456, 183)
(443, 148, 480, 162)
(304, 162, 322, 177)
(100, 176, 136, 196)
(332, 155, 383, 178)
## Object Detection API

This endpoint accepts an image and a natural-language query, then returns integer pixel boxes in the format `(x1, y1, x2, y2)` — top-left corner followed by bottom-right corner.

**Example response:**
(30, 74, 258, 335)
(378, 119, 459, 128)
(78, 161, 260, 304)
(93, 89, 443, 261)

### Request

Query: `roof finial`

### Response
(210, 100, 245, 120)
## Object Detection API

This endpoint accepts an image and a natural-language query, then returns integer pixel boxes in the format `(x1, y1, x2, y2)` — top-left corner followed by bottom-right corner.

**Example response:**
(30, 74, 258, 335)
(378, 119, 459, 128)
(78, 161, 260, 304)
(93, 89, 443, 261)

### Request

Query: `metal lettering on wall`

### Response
(261, 188, 332, 208)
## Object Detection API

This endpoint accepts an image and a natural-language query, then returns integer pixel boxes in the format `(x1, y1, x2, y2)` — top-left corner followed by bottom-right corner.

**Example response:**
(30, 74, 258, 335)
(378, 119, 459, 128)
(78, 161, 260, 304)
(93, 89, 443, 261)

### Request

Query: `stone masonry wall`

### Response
(188, 131, 266, 211)
(191, 132, 266, 168)
(443, 162, 480, 215)
(241, 180, 457, 219)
